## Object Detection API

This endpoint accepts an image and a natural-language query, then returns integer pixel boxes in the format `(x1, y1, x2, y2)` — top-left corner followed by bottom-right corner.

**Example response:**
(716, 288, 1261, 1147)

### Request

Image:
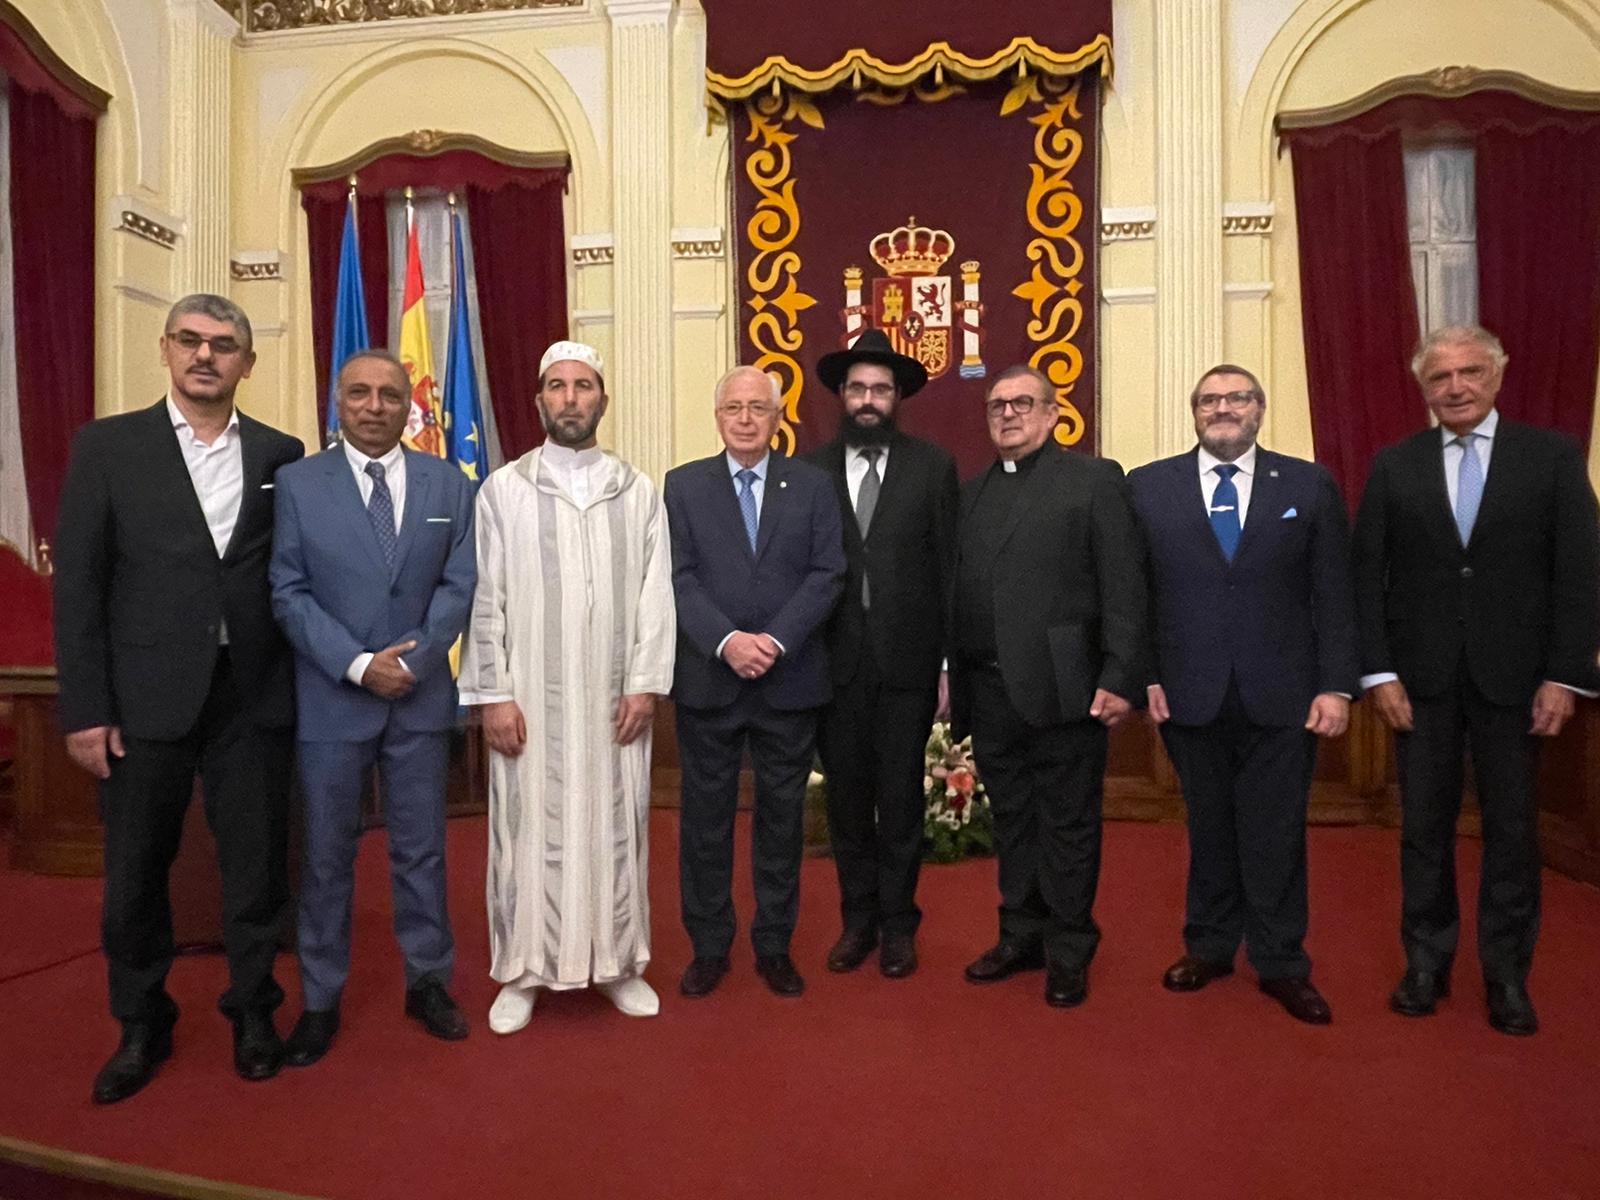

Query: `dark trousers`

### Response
(815, 654, 936, 939)
(1397, 663, 1541, 985)
(676, 696, 816, 958)
(99, 649, 291, 1025)
(296, 727, 453, 1011)
(1160, 679, 1317, 981)
(968, 667, 1104, 970)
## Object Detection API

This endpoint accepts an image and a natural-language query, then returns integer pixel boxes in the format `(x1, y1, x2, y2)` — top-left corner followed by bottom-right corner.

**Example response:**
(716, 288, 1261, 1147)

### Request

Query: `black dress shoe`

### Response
(91, 1023, 173, 1105)
(1260, 977, 1332, 1025)
(963, 941, 1045, 984)
(232, 1010, 284, 1081)
(679, 955, 730, 998)
(1389, 966, 1451, 1017)
(826, 928, 878, 973)
(1162, 954, 1235, 993)
(879, 935, 918, 979)
(405, 981, 469, 1041)
(1486, 981, 1538, 1037)
(1045, 964, 1088, 1008)
(755, 954, 805, 997)
(284, 1008, 340, 1067)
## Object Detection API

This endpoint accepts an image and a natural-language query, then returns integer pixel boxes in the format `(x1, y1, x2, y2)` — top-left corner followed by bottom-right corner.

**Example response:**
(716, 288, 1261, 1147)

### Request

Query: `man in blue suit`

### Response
(269, 349, 476, 1063)
(1129, 363, 1358, 1025)
(664, 365, 846, 999)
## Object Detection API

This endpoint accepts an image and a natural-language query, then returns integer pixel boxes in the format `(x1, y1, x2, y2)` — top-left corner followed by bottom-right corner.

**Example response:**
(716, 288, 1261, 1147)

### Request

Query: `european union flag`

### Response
(443, 204, 485, 487)
(326, 190, 370, 448)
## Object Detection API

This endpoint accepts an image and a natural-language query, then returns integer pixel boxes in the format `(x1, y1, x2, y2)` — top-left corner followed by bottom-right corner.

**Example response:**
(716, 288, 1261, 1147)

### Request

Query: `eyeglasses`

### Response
(1194, 390, 1261, 411)
(842, 382, 896, 402)
(985, 394, 1041, 417)
(168, 330, 245, 357)
(717, 402, 776, 419)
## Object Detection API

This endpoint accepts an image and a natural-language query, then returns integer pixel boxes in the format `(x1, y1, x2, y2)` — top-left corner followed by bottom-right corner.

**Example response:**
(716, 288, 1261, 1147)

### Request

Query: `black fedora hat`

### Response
(816, 328, 929, 398)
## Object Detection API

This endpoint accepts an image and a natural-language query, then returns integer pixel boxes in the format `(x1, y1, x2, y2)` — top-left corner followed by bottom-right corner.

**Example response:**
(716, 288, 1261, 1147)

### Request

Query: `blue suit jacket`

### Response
(663, 452, 845, 711)
(1128, 446, 1359, 727)
(269, 447, 476, 742)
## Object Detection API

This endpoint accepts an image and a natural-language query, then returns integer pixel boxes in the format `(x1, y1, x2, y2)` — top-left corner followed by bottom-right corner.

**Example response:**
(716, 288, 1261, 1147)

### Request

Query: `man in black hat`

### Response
(805, 330, 958, 978)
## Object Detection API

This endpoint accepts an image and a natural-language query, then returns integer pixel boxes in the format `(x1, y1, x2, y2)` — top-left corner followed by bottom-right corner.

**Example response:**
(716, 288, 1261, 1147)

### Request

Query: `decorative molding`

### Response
(208, 0, 244, 19)
(110, 197, 183, 249)
(571, 308, 615, 326)
(1223, 282, 1273, 300)
(1276, 67, 1600, 133)
(247, 0, 582, 34)
(293, 134, 569, 188)
(112, 282, 175, 309)
(671, 227, 725, 259)
(673, 303, 726, 319)
(1101, 207, 1156, 242)
(1101, 286, 1156, 306)
(230, 251, 283, 281)
(570, 233, 615, 266)
(1222, 202, 1274, 236)
(196, 0, 243, 35)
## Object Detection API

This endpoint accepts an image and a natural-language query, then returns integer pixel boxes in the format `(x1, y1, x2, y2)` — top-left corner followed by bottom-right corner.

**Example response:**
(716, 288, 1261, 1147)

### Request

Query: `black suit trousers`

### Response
(676, 697, 817, 958)
(816, 653, 936, 938)
(1160, 679, 1316, 980)
(968, 666, 1104, 970)
(99, 649, 292, 1025)
(1396, 658, 1541, 984)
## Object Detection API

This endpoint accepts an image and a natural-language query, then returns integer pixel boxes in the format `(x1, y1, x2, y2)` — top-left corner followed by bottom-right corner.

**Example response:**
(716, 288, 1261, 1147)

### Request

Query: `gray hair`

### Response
(714, 365, 781, 408)
(165, 294, 253, 354)
(337, 348, 409, 391)
(1411, 325, 1509, 380)
(987, 363, 1054, 403)
(1190, 363, 1266, 408)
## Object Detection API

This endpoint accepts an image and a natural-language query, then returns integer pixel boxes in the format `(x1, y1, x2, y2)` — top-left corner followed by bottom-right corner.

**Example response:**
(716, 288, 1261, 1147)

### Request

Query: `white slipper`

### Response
(488, 983, 537, 1034)
(597, 976, 659, 1018)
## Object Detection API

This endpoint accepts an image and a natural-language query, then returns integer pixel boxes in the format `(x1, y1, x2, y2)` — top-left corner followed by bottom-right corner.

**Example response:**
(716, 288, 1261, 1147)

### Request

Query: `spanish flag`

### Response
(398, 197, 445, 457)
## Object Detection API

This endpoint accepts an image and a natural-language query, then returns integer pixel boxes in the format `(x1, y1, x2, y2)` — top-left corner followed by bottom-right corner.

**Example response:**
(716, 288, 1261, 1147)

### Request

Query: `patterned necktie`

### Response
(1209, 463, 1242, 563)
(365, 461, 398, 568)
(1454, 433, 1483, 546)
(736, 468, 759, 553)
(856, 449, 882, 608)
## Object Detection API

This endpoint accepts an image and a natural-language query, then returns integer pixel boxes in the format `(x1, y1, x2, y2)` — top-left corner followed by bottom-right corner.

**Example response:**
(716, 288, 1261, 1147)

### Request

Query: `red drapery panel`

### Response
(1476, 119, 1600, 452)
(303, 192, 390, 436)
(1286, 130, 1424, 513)
(466, 179, 567, 460)
(0, 21, 108, 121)
(9, 85, 97, 544)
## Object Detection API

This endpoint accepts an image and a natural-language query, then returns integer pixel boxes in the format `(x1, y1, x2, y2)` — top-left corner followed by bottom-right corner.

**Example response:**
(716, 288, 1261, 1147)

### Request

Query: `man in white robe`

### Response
(458, 341, 676, 1033)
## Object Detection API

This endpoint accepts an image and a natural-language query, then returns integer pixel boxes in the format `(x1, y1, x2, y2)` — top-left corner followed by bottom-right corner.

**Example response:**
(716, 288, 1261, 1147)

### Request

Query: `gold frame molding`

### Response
(1276, 66, 1600, 133)
(292, 130, 569, 189)
(247, 0, 581, 33)
(0, 0, 112, 112)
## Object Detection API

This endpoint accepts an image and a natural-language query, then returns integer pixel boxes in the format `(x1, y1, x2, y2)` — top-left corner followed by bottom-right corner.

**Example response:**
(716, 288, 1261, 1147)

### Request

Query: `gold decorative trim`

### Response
(1101, 219, 1153, 242)
(1004, 75, 1090, 448)
(248, 0, 581, 33)
(118, 210, 178, 249)
(230, 257, 282, 281)
(707, 34, 1112, 104)
(292, 132, 569, 188)
(740, 94, 822, 454)
(1222, 215, 1272, 236)
(672, 238, 724, 259)
(1276, 66, 1600, 133)
(0, 0, 112, 112)
(572, 246, 613, 265)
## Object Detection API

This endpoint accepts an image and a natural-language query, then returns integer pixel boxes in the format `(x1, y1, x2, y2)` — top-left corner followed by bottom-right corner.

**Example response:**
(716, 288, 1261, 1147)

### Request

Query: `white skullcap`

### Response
(539, 340, 605, 379)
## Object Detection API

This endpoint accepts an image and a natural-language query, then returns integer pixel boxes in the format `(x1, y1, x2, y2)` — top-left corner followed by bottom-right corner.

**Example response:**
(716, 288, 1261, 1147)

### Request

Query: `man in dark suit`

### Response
(1129, 364, 1359, 1025)
(1354, 324, 1600, 1036)
(54, 295, 304, 1102)
(664, 365, 845, 999)
(804, 331, 957, 979)
(269, 350, 476, 1065)
(950, 364, 1148, 1008)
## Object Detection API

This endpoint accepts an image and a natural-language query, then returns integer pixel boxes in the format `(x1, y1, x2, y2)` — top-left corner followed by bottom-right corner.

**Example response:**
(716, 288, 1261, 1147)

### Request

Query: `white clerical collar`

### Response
(1439, 408, 1498, 445)
(1197, 442, 1257, 478)
(542, 442, 604, 470)
(166, 394, 239, 440)
(342, 438, 404, 475)
(726, 451, 770, 479)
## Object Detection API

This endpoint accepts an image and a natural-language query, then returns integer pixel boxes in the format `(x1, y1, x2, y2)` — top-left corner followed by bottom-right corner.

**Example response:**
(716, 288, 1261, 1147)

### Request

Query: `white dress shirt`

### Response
(1198, 442, 1257, 528)
(844, 442, 890, 511)
(717, 451, 783, 660)
(342, 440, 409, 686)
(542, 443, 605, 509)
(167, 396, 242, 644)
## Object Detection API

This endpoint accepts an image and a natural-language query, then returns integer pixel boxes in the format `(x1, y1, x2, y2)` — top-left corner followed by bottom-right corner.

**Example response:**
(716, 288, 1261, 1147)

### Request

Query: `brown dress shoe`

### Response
(963, 941, 1046, 983)
(1260, 977, 1332, 1025)
(1162, 955, 1235, 992)
(879, 934, 918, 979)
(679, 955, 730, 998)
(826, 928, 878, 973)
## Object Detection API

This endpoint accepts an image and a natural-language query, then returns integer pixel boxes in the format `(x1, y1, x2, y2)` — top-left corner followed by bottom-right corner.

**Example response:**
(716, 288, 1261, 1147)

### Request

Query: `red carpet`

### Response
(3, 813, 1600, 1199)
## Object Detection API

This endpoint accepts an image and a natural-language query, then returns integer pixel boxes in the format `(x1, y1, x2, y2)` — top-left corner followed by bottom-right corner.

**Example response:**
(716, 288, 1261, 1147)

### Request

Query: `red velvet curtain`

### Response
(303, 192, 389, 437)
(1476, 120, 1600, 451)
(9, 86, 97, 544)
(1286, 129, 1425, 513)
(466, 177, 569, 460)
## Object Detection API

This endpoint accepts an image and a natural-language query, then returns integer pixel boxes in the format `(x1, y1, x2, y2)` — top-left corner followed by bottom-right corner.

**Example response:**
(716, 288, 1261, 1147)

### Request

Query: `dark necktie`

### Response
(1209, 463, 1241, 563)
(736, 468, 759, 552)
(856, 448, 882, 608)
(365, 461, 398, 568)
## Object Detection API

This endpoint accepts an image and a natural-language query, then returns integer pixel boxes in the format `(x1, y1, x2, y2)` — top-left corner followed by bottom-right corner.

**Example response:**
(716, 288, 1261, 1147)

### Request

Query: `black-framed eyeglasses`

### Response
(168, 330, 244, 357)
(986, 395, 1040, 417)
(1194, 390, 1260, 411)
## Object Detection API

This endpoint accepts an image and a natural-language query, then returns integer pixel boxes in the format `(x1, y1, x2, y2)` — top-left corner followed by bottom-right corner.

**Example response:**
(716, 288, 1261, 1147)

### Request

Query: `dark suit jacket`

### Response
(949, 447, 1149, 737)
(663, 452, 845, 711)
(54, 399, 305, 740)
(1129, 446, 1359, 727)
(804, 433, 958, 692)
(269, 448, 476, 743)
(1352, 417, 1600, 705)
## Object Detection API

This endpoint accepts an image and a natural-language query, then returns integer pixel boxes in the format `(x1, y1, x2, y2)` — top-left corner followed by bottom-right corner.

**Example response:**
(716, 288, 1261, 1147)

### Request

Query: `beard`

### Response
(841, 406, 896, 447)
(538, 401, 601, 448)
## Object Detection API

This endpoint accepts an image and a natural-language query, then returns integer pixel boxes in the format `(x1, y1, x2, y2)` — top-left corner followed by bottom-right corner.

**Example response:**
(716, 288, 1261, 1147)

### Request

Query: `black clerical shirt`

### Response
(956, 443, 1049, 664)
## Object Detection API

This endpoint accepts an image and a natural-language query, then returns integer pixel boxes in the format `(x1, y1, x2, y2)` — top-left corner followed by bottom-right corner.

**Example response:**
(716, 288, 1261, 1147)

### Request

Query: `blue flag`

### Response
(443, 207, 486, 487)
(326, 192, 370, 447)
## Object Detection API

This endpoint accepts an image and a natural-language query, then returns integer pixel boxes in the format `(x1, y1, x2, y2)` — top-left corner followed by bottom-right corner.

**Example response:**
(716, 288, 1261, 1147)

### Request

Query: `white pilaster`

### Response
(607, 0, 675, 478)
(1152, 0, 1224, 455)
(168, 0, 238, 299)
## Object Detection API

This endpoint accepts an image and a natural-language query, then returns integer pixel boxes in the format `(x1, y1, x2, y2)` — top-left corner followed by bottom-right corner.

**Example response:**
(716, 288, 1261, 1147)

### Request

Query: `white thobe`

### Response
(458, 446, 676, 989)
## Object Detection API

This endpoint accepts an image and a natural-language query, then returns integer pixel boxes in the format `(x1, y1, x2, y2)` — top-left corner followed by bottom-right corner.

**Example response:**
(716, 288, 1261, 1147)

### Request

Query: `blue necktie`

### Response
(1209, 463, 1241, 563)
(736, 468, 759, 553)
(365, 461, 398, 568)
(1454, 434, 1483, 546)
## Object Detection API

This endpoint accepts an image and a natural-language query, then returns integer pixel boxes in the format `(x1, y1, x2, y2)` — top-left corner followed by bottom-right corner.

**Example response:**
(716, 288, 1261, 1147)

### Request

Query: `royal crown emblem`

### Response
(841, 216, 986, 382)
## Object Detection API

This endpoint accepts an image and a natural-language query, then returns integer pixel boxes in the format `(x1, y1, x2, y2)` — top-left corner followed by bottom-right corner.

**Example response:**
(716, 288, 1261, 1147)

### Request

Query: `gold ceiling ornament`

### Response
(1276, 66, 1600, 133)
(247, 0, 581, 33)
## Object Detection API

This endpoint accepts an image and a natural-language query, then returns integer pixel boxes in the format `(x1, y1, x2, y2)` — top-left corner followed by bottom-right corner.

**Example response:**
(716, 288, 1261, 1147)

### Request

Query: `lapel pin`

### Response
(779, 480, 787, 489)
(1269, 470, 1279, 477)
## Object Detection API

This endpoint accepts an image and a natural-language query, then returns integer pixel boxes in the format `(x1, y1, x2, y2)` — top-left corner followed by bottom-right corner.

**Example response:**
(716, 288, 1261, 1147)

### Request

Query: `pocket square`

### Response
(426, 516, 451, 523)
(1281, 507, 1298, 519)
(259, 482, 274, 489)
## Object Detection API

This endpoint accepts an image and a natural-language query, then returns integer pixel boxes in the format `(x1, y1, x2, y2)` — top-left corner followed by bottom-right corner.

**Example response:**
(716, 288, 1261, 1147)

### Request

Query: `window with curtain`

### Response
(1404, 142, 1478, 334)
(0, 72, 33, 565)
